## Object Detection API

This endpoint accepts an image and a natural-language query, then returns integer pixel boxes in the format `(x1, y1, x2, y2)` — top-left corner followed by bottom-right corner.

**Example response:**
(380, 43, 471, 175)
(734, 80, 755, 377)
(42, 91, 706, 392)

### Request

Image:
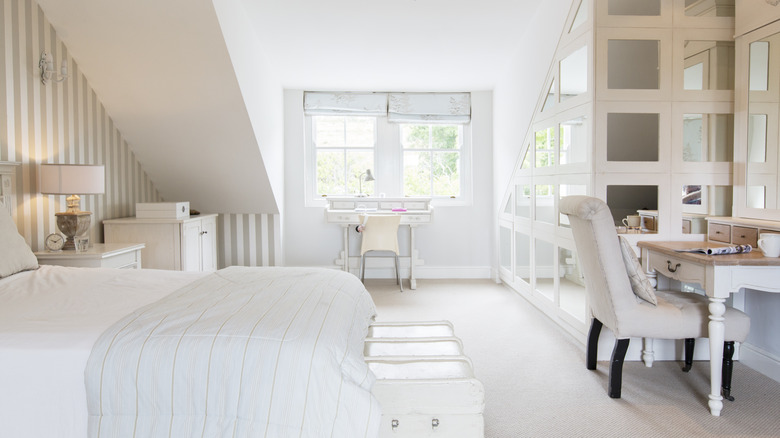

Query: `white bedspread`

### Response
(85, 266, 381, 438)
(0, 265, 206, 438)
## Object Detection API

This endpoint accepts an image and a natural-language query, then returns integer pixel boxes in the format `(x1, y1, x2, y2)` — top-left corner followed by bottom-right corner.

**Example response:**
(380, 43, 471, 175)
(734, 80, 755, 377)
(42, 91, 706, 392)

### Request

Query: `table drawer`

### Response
(682, 219, 691, 234)
(103, 250, 141, 269)
(732, 226, 758, 247)
(647, 253, 706, 285)
(709, 223, 731, 243)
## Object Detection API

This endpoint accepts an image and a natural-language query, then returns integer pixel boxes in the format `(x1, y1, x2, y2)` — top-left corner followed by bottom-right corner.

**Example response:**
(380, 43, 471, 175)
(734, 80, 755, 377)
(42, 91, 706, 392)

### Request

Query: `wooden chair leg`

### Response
(683, 338, 695, 372)
(587, 318, 603, 370)
(609, 339, 630, 399)
(722, 341, 735, 402)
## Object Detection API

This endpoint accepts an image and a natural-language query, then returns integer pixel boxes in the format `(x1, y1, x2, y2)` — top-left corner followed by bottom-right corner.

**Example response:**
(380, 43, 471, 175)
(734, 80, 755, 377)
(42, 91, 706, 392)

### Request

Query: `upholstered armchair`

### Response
(559, 196, 750, 400)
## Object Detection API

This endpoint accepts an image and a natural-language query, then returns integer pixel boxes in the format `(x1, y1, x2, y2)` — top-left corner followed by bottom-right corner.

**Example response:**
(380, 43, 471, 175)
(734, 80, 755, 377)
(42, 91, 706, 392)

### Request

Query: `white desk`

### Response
(638, 241, 780, 416)
(325, 197, 433, 289)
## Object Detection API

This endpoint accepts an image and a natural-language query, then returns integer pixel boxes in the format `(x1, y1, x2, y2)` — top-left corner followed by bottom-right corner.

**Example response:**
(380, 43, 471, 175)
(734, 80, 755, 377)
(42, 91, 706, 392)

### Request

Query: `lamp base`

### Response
(55, 211, 92, 250)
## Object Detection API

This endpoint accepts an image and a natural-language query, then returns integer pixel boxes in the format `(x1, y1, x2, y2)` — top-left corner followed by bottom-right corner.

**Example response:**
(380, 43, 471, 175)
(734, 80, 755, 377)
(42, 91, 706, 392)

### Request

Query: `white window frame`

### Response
(304, 116, 472, 207)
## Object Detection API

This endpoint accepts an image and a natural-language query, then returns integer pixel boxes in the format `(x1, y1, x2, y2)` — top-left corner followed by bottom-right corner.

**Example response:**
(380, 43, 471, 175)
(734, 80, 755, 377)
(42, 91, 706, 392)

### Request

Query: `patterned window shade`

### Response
(388, 92, 471, 124)
(303, 92, 387, 116)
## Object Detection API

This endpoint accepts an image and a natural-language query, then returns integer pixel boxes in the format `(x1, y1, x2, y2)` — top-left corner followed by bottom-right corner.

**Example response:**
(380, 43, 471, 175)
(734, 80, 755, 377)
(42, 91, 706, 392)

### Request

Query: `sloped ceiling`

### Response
(34, 0, 549, 214)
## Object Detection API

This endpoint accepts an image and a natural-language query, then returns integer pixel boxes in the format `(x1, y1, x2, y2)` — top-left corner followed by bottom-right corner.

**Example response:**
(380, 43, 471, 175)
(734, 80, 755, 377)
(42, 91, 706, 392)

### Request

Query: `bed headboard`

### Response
(0, 162, 19, 219)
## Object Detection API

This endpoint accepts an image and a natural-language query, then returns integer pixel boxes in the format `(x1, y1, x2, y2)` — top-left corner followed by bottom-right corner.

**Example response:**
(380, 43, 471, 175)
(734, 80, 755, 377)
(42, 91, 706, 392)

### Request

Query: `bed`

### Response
(0, 205, 381, 437)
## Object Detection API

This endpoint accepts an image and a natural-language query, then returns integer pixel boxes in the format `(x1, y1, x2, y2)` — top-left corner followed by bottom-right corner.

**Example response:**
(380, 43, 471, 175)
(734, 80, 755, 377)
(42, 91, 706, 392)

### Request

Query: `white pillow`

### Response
(0, 207, 38, 278)
(618, 236, 657, 306)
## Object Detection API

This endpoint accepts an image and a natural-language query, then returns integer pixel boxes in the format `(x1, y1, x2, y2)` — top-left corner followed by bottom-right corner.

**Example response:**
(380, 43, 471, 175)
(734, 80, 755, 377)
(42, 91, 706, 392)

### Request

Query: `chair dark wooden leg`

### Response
(683, 338, 695, 372)
(395, 254, 403, 292)
(360, 254, 366, 283)
(722, 341, 735, 401)
(587, 318, 603, 370)
(609, 339, 630, 399)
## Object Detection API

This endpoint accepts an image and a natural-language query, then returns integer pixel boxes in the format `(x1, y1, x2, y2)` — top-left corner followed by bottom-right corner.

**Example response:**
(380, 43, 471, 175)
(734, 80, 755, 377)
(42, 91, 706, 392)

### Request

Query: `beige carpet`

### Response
(365, 279, 780, 438)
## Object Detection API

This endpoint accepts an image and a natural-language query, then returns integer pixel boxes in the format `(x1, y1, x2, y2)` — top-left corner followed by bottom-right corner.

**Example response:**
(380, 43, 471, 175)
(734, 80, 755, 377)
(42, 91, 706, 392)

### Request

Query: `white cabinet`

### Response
(104, 214, 218, 272)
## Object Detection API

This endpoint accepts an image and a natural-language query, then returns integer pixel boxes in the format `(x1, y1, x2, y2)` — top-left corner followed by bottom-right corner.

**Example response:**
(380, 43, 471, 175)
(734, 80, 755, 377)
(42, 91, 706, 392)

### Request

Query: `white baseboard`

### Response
(740, 343, 780, 384)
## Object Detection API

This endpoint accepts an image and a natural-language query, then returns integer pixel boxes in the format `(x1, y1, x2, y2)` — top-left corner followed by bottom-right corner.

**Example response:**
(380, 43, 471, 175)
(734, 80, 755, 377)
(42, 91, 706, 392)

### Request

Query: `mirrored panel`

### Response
(560, 46, 588, 102)
(535, 127, 554, 167)
(558, 247, 587, 323)
(500, 226, 512, 272)
(748, 114, 767, 163)
(681, 184, 732, 233)
(608, 40, 660, 89)
(503, 195, 512, 215)
(570, 0, 588, 32)
(684, 0, 734, 17)
(683, 41, 734, 90)
(516, 231, 531, 284)
(747, 33, 780, 213)
(521, 145, 532, 169)
(607, 113, 660, 161)
(607, 185, 659, 233)
(682, 113, 734, 162)
(560, 117, 588, 165)
(608, 0, 660, 16)
(560, 184, 587, 227)
(516, 184, 531, 218)
(535, 239, 555, 301)
(536, 184, 556, 224)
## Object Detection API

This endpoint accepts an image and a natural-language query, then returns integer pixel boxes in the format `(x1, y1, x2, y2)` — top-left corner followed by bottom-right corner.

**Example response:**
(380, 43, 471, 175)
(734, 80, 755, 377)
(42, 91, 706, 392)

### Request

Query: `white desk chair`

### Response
(559, 195, 749, 400)
(358, 214, 403, 291)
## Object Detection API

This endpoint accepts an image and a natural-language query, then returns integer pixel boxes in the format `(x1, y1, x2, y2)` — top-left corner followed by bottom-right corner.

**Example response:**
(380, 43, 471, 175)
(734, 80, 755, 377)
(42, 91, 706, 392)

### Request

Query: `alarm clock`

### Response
(45, 233, 65, 251)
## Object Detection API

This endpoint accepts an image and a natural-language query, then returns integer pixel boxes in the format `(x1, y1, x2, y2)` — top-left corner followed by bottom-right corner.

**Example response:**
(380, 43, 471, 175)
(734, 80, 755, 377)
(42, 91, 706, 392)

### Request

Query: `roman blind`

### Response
(303, 91, 471, 124)
(303, 92, 387, 116)
(388, 92, 471, 124)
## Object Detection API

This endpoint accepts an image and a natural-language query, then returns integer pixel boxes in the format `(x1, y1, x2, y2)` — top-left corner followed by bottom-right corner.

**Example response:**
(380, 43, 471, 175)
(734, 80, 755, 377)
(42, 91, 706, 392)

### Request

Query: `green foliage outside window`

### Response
(403, 124, 461, 197)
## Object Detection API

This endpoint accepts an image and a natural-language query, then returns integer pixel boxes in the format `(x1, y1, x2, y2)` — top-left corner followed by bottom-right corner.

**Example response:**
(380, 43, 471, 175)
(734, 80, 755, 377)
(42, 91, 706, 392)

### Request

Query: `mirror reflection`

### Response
(747, 32, 780, 211)
(684, 0, 734, 17)
(683, 113, 734, 162)
(560, 117, 588, 164)
(516, 184, 531, 218)
(535, 127, 554, 167)
(558, 247, 587, 323)
(559, 184, 587, 227)
(536, 184, 555, 224)
(683, 41, 734, 90)
(607, 113, 660, 161)
(535, 239, 555, 301)
(500, 226, 511, 271)
(516, 231, 531, 284)
(608, 40, 660, 89)
(681, 184, 732, 233)
(560, 46, 588, 102)
(608, 0, 660, 16)
(607, 185, 658, 234)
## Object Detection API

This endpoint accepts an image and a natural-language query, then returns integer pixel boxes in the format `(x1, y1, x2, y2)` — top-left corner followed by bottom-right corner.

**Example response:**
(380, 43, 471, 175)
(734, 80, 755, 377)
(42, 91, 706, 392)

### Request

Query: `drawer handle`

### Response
(715, 231, 722, 234)
(391, 419, 399, 430)
(667, 261, 681, 273)
(200, 231, 208, 235)
(432, 418, 439, 429)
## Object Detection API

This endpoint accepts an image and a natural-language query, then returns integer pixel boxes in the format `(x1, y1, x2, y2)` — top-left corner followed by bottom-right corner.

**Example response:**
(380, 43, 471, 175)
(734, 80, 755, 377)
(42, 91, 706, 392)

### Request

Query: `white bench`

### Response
(366, 321, 485, 438)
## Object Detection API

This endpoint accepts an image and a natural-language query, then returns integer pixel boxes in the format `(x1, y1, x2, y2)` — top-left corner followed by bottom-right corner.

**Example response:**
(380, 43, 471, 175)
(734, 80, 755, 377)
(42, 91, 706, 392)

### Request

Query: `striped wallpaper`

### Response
(3, 0, 280, 268)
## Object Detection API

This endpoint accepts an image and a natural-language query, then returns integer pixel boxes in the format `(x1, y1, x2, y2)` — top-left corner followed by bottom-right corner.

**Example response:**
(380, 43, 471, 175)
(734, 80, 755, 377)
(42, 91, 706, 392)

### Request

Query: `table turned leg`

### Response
(708, 297, 727, 417)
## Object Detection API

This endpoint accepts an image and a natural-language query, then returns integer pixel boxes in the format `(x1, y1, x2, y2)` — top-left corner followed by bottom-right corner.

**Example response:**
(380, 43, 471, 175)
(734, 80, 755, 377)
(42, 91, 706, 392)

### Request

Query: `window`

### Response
(313, 116, 376, 196)
(304, 91, 472, 205)
(401, 124, 462, 197)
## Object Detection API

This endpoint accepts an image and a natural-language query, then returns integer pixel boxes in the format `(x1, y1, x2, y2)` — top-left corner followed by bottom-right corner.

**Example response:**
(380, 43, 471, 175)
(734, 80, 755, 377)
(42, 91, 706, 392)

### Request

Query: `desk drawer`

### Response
(709, 223, 731, 243)
(647, 252, 706, 285)
(732, 226, 758, 247)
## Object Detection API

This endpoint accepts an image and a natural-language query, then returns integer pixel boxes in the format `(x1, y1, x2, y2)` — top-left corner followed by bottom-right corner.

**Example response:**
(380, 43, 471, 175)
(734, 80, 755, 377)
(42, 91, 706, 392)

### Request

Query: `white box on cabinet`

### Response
(136, 202, 190, 219)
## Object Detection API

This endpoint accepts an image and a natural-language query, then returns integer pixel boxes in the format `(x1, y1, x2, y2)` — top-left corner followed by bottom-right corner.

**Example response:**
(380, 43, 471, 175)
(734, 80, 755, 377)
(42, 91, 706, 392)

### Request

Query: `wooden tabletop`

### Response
(637, 241, 780, 266)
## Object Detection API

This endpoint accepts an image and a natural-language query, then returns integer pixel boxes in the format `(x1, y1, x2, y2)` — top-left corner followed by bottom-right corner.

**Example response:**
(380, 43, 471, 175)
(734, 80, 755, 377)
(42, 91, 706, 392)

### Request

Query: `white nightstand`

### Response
(35, 243, 145, 269)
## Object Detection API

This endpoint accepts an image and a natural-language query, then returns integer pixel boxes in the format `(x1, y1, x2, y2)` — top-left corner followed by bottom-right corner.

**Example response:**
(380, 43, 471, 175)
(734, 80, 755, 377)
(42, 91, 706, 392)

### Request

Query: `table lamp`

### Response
(357, 169, 374, 197)
(39, 164, 105, 250)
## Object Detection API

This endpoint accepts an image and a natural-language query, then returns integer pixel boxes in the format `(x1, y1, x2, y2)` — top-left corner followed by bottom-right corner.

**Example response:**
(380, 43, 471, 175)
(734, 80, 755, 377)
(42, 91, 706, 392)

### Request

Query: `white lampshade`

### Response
(39, 164, 105, 195)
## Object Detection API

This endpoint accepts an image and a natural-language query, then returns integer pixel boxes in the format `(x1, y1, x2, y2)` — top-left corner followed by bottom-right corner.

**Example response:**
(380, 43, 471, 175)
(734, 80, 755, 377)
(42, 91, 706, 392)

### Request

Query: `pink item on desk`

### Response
(391, 208, 407, 212)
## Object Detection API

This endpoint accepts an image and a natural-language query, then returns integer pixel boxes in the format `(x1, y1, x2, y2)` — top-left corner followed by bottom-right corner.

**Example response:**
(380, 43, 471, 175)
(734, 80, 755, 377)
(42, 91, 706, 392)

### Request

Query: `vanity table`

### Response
(325, 197, 433, 289)
(638, 240, 780, 416)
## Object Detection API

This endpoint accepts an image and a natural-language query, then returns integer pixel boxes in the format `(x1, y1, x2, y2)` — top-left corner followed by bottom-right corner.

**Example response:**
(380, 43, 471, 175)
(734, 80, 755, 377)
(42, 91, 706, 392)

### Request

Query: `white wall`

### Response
(492, 0, 571, 215)
(283, 90, 495, 278)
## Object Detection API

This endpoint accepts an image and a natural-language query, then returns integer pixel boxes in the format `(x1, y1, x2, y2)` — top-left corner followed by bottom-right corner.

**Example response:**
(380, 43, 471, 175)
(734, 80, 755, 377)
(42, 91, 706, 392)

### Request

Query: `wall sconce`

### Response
(357, 169, 374, 197)
(40, 164, 105, 250)
(39, 51, 68, 85)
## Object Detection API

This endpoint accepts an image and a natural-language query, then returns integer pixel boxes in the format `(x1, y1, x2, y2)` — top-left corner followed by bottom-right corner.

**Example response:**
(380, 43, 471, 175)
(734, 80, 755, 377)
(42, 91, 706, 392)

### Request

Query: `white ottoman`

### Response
(365, 321, 485, 438)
